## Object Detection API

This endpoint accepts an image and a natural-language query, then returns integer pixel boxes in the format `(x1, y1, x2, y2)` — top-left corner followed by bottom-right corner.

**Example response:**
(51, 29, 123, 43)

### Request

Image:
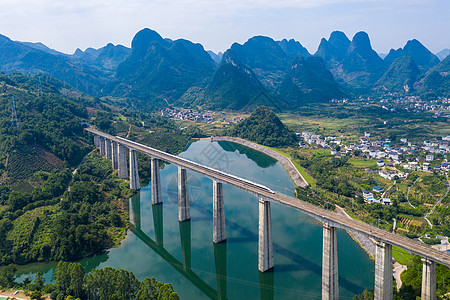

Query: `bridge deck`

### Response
(86, 128, 450, 267)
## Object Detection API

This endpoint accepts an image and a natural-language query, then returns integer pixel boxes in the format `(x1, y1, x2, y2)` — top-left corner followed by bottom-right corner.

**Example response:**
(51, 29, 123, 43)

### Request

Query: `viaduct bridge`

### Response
(86, 127, 450, 300)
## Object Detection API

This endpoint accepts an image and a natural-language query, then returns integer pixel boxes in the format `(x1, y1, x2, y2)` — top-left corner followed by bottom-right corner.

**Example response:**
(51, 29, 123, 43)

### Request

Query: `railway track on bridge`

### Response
(86, 127, 450, 268)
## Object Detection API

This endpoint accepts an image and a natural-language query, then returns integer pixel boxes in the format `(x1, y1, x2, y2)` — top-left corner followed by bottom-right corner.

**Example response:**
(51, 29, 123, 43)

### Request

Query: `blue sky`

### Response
(0, 0, 448, 54)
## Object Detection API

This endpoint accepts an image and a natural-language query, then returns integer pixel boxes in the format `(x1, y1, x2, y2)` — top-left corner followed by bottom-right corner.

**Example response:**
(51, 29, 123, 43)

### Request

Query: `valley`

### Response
(0, 25, 449, 299)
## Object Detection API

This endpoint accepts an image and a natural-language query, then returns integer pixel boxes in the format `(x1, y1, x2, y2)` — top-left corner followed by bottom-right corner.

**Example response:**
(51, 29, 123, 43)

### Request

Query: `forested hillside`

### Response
(228, 106, 298, 147)
(0, 73, 91, 191)
(0, 261, 179, 300)
(0, 29, 447, 110)
(0, 72, 195, 267)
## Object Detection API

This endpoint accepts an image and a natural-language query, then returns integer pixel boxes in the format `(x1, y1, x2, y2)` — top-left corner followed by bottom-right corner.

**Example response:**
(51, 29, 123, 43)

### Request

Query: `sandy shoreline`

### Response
(0, 290, 30, 300)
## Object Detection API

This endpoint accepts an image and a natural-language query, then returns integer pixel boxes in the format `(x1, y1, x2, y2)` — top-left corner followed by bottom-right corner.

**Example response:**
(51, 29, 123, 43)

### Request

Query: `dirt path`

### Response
(381, 180, 396, 198)
(406, 177, 420, 209)
(211, 136, 308, 187)
(126, 124, 131, 139)
(66, 150, 95, 192)
(424, 173, 449, 228)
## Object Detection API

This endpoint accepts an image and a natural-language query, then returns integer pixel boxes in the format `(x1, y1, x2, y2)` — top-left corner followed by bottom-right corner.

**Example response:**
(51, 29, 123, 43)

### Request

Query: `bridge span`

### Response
(87, 127, 448, 300)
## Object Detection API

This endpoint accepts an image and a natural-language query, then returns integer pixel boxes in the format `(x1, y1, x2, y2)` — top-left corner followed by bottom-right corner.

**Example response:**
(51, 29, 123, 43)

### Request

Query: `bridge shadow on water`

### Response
(130, 187, 366, 299)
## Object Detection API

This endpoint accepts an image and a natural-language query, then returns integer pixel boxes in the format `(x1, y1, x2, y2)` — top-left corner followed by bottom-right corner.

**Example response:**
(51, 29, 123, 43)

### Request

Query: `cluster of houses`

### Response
(299, 132, 328, 148)
(161, 108, 216, 123)
(378, 96, 450, 116)
(361, 187, 392, 205)
(161, 109, 244, 125)
(300, 130, 450, 175)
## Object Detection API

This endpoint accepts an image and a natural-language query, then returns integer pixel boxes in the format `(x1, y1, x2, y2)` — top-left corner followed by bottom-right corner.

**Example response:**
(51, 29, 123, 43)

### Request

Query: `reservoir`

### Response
(17, 139, 374, 299)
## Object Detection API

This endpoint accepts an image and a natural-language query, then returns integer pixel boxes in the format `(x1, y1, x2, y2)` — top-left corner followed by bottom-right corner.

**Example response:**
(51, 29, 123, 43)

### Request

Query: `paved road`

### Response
(393, 263, 407, 290)
(87, 128, 450, 267)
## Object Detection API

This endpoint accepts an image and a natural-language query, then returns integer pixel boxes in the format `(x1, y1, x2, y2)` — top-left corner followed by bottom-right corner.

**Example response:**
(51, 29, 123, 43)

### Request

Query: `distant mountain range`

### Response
(0, 29, 448, 110)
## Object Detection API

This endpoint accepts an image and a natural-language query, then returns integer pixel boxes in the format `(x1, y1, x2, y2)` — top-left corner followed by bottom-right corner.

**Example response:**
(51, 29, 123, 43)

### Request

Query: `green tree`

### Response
(353, 289, 373, 300)
(54, 261, 70, 294)
(68, 263, 84, 298)
(0, 264, 17, 288)
(33, 272, 45, 291)
(30, 290, 42, 300)
(136, 277, 179, 300)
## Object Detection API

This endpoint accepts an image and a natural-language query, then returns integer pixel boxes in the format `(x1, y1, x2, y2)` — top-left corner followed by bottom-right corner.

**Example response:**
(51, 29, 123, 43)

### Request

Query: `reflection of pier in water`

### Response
(130, 196, 239, 300)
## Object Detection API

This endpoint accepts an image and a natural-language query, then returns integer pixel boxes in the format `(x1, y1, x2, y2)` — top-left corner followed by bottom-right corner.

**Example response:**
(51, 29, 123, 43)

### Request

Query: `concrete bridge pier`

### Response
(129, 149, 140, 190)
(105, 139, 112, 159)
(213, 181, 226, 243)
(258, 199, 274, 272)
(94, 135, 99, 147)
(151, 158, 162, 205)
(117, 144, 128, 179)
(421, 258, 437, 300)
(99, 137, 105, 155)
(178, 167, 190, 221)
(322, 223, 338, 300)
(111, 141, 118, 169)
(374, 241, 393, 300)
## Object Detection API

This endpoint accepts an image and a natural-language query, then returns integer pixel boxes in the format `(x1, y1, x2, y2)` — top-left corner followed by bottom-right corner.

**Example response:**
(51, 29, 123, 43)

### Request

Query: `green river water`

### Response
(15, 140, 374, 299)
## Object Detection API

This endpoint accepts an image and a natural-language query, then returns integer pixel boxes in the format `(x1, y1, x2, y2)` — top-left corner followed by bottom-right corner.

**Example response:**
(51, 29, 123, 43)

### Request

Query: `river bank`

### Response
(0, 289, 32, 300)
(211, 136, 308, 187)
(212, 136, 382, 262)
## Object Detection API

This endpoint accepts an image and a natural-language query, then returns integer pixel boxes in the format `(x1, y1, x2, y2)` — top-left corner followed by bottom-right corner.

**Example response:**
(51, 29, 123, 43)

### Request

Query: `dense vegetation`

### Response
(0, 153, 132, 265)
(200, 50, 269, 110)
(0, 73, 91, 189)
(228, 106, 299, 147)
(277, 55, 347, 106)
(295, 154, 354, 197)
(0, 73, 194, 268)
(0, 261, 178, 300)
(353, 256, 450, 299)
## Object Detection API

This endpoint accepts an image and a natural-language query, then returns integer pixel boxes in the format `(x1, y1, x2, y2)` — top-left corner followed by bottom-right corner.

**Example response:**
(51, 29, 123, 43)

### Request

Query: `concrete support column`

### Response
(374, 241, 393, 300)
(129, 149, 140, 190)
(151, 158, 162, 205)
(111, 141, 118, 170)
(93, 135, 99, 147)
(117, 144, 128, 179)
(178, 167, 190, 221)
(322, 223, 338, 300)
(258, 199, 274, 272)
(213, 180, 226, 243)
(105, 139, 112, 159)
(421, 258, 437, 300)
(99, 137, 105, 155)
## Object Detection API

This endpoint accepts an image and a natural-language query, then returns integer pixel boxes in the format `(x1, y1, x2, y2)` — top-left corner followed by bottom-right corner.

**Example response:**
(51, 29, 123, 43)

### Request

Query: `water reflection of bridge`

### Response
(129, 196, 274, 300)
(90, 128, 448, 300)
